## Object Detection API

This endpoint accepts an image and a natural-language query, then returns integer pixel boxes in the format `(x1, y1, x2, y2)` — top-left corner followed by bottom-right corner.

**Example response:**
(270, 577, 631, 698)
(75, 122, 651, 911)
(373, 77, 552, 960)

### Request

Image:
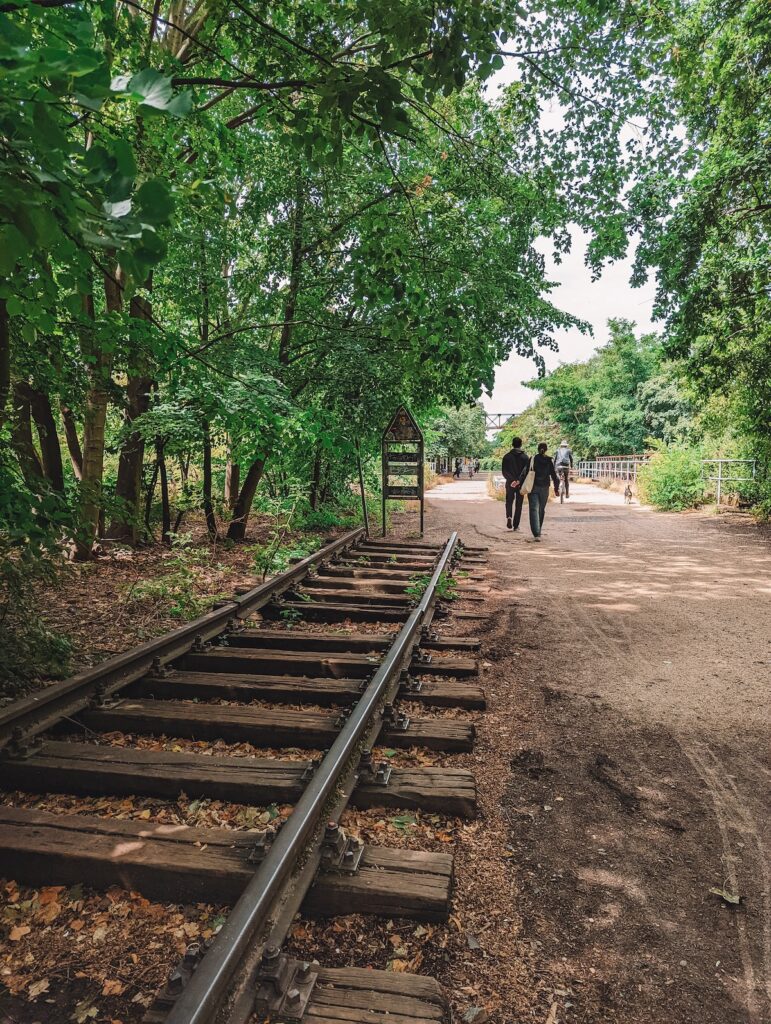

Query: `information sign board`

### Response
(381, 406, 424, 535)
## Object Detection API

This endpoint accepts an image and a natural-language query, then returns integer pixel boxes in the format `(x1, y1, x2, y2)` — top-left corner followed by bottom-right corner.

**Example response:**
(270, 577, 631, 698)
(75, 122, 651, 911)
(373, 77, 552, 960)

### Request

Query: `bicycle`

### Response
(557, 466, 570, 503)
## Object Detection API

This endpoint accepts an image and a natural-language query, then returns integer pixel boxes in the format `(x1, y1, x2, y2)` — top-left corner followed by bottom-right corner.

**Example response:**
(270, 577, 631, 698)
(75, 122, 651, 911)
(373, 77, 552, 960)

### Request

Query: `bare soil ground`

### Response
(2, 489, 769, 1023)
(388, 479, 771, 1024)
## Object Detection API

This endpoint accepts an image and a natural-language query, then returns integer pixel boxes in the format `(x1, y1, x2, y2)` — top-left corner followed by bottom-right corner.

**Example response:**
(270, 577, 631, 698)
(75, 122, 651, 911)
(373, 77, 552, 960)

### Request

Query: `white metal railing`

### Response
(577, 454, 759, 504)
(577, 456, 650, 481)
(701, 459, 757, 505)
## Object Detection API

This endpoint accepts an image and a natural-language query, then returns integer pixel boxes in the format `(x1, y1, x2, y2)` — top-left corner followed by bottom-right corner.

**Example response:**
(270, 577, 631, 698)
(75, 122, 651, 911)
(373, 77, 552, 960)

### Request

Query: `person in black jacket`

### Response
(518, 442, 560, 541)
(501, 436, 530, 531)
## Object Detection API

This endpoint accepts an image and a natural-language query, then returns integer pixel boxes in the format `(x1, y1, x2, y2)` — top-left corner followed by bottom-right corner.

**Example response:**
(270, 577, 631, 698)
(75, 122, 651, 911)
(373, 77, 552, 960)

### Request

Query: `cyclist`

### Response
(553, 439, 573, 499)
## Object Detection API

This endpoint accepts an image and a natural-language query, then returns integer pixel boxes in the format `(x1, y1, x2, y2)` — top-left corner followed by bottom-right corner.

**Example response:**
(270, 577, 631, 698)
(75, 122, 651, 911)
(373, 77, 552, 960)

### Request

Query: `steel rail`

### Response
(0, 527, 364, 751)
(165, 531, 459, 1024)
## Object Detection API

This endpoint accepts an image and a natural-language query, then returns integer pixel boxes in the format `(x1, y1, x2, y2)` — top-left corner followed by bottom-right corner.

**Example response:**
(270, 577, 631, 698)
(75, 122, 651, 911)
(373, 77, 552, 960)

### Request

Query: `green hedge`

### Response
(637, 447, 704, 510)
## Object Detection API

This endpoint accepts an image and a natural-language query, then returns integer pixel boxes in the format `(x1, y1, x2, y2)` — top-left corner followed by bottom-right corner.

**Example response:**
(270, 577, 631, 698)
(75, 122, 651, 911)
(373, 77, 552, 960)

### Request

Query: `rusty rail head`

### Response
(0, 527, 364, 751)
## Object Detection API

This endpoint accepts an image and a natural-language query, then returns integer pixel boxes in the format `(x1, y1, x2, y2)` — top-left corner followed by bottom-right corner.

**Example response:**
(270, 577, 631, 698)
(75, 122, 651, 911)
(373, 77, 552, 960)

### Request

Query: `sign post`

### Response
(381, 406, 424, 536)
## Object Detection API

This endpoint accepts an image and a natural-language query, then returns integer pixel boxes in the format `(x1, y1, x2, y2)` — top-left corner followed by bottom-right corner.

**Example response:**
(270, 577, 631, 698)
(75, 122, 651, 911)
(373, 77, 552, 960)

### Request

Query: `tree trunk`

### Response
(202, 423, 217, 540)
(77, 375, 109, 559)
(173, 453, 190, 535)
(106, 274, 153, 542)
(0, 298, 9, 429)
(224, 456, 240, 509)
(320, 463, 331, 505)
(226, 457, 266, 540)
(156, 436, 171, 545)
(74, 291, 111, 561)
(60, 403, 83, 480)
(10, 383, 44, 486)
(309, 449, 322, 511)
(106, 370, 152, 542)
(144, 457, 159, 538)
(278, 172, 305, 366)
(20, 384, 65, 492)
(224, 177, 304, 541)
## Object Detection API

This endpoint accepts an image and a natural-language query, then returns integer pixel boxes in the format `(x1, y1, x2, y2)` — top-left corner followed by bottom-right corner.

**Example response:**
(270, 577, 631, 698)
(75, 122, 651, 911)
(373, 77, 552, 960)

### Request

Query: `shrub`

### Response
(748, 479, 771, 522)
(0, 558, 72, 697)
(637, 447, 704, 511)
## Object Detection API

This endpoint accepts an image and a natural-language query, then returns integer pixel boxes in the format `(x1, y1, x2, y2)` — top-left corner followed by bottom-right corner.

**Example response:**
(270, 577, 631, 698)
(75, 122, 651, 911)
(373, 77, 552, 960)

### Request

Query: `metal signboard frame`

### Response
(381, 406, 424, 536)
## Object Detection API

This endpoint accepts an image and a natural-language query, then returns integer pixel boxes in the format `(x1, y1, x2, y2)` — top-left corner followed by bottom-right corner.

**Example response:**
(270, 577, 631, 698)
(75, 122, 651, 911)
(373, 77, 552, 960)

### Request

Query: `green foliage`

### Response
(252, 537, 320, 579)
(279, 606, 303, 627)
(511, 1, 770, 469)
(637, 447, 704, 512)
(0, 557, 72, 696)
(526, 320, 663, 456)
(405, 571, 458, 602)
(124, 540, 227, 618)
(426, 405, 491, 462)
(750, 491, 771, 524)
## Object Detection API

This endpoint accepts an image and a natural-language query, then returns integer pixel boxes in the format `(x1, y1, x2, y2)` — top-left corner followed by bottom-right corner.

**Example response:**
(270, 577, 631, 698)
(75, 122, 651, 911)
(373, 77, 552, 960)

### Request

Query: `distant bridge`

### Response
(483, 413, 516, 430)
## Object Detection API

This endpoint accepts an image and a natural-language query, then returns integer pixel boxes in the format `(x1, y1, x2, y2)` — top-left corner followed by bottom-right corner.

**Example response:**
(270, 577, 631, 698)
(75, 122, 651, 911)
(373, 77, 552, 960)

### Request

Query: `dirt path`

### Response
(399, 480, 771, 1023)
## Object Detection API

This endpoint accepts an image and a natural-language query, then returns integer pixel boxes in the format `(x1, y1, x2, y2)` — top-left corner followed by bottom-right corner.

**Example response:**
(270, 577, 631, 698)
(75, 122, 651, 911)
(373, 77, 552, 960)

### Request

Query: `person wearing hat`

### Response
(553, 439, 573, 498)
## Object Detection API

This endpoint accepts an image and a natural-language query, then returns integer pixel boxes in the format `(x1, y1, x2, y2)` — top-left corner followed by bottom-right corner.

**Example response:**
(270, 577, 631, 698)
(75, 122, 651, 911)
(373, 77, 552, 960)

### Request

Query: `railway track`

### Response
(0, 528, 488, 1024)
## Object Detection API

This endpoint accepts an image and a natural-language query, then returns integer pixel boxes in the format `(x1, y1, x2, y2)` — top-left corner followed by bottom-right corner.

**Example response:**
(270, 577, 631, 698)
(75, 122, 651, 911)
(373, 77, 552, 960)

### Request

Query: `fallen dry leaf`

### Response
(9, 925, 31, 941)
(102, 979, 125, 996)
(27, 977, 50, 999)
(388, 959, 409, 972)
(37, 900, 62, 924)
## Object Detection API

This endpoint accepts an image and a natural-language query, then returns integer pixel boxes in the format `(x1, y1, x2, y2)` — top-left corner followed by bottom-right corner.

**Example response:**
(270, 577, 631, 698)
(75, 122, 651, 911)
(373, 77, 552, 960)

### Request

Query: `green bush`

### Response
(0, 559, 72, 697)
(637, 447, 704, 511)
(748, 479, 771, 521)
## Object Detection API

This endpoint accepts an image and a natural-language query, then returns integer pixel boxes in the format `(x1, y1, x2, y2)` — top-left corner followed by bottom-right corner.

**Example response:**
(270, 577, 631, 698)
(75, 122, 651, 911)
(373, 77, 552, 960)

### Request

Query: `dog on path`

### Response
(624, 484, 633, 504)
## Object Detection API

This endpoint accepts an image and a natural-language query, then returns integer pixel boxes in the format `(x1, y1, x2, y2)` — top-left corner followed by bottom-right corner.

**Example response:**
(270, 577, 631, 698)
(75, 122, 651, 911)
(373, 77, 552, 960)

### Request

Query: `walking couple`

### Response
(501, 437, 572, 541)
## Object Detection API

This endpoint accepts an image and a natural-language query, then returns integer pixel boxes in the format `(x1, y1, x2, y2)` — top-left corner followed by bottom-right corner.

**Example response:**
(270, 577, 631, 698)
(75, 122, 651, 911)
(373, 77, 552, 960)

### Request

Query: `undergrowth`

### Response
(123, 537, 230, 618)
(405, 571, 458, 602)
(0, 558, 72, 696)
(637, 447, 704, 511)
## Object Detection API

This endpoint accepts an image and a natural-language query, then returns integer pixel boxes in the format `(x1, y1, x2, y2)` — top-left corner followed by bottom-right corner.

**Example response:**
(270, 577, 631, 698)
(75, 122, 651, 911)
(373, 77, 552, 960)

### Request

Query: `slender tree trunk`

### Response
(107, 283, 153, 543)
(226, 457, 267, 540)
(224, 456, 240, 509)
(144, 457, 159, 538)
(10, 384, 44, 486)
(106, 369, 152, 541)
(278, 172, 305, 366)
(225, 176, 304, 541)
(74, 290, 112, 561)
(356, 440, 370, 536)
(19, 384, 64, 492)
(320, 463, 331, 505)
(0, 298, 9, 429)
(60, 403, 83, 480)
(156, 436, 171, 545)
(309, 449, 322, 511)
(77, 377, 109, 559)
(173, 453, 190, 535)
(202, 422, 217, 540)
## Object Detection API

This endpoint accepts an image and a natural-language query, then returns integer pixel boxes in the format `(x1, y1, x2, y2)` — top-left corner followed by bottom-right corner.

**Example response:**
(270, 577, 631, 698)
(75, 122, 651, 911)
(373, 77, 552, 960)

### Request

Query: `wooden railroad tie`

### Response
(3, 741, 478, 817)
(0, 806, 453, 918)
(76, 699, 475, 752)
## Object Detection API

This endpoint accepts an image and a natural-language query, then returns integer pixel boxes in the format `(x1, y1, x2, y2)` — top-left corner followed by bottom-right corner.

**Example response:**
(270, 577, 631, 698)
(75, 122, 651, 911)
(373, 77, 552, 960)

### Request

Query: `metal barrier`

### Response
(701, 459, 757, 505)
(577, 455, 759, 505)
(576, 456, 649, 481)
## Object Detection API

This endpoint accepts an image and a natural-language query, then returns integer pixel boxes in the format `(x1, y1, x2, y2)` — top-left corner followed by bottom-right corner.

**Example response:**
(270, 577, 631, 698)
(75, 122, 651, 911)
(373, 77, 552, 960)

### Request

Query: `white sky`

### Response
(480, 60, 658, 416)
(482, 229, 658, 414)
